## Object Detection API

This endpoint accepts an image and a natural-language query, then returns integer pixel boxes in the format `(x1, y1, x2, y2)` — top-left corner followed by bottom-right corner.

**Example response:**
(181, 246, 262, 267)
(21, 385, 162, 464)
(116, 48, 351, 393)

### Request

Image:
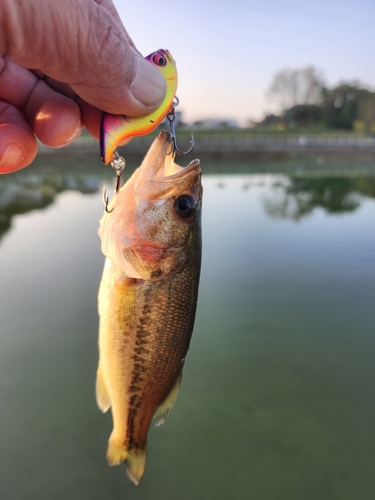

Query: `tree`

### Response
(283, 104, 323, 127)
(322, 83, 375, 130)
(267, 66, 325, 112)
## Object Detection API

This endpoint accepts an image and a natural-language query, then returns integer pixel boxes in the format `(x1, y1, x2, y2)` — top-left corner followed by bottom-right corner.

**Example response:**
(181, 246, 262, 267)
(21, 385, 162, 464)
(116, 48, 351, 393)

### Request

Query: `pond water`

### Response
(0, 158, 374, 500)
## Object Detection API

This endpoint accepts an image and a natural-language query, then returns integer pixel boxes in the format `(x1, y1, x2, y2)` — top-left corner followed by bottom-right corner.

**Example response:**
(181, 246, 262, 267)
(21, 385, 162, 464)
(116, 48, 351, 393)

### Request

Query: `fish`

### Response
(96, 130, 202, 484)
(100, 49, 178, 165)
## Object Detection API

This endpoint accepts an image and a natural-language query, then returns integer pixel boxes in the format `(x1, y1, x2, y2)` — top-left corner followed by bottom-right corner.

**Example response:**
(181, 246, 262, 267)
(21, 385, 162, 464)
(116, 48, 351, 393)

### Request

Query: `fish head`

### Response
(99, 131, 202, 281)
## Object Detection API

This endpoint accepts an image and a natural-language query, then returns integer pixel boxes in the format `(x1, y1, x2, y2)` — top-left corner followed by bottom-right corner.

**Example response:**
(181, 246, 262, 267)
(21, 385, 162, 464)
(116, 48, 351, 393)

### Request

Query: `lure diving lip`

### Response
(100, 49, 178, 165)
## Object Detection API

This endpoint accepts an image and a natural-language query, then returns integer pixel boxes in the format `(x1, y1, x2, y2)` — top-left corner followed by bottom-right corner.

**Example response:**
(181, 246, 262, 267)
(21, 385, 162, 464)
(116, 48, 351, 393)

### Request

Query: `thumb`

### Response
(0, 0, 166, 115)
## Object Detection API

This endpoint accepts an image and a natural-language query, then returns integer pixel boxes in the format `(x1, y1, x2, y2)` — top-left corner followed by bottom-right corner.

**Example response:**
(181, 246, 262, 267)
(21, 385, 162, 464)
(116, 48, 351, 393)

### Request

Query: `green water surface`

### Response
(0, 160, 374, 500)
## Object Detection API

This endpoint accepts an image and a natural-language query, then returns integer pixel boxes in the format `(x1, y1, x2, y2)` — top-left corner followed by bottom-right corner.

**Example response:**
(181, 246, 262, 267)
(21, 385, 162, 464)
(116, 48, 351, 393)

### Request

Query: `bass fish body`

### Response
(97, 131, 202, 484)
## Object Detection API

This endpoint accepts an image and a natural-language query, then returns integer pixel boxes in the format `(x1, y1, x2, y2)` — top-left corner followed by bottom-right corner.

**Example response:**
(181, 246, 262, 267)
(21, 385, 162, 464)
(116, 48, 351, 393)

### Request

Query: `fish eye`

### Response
(174, 194, 196, 220)
(152, 53, 166, 66)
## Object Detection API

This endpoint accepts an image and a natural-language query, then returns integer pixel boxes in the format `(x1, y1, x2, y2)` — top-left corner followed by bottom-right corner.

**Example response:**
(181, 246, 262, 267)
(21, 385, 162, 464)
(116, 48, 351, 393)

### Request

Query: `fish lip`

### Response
(158, 157, 201, 196)
(140, 130, 201, 181)
(135, 130, 201, 200)
(161, 159, 201, 182)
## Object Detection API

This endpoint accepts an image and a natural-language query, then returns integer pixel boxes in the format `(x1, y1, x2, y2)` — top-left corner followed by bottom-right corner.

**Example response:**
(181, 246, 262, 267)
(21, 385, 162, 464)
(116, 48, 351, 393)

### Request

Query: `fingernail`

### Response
(0, 144, 24, 169)
(131, 57, 167, 108)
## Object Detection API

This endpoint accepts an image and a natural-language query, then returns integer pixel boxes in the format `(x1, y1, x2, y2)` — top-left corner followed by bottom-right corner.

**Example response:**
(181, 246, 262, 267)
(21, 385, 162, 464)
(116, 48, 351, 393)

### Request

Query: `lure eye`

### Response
(152, 53, 166, 66)
(174, 194, 197, 220)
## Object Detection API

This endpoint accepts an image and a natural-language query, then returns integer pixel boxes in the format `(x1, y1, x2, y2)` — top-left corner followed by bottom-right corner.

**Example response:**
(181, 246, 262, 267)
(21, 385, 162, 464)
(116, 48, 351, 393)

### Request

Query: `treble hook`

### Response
(102, 152, 126, 213)
(167, 96, 194, 156)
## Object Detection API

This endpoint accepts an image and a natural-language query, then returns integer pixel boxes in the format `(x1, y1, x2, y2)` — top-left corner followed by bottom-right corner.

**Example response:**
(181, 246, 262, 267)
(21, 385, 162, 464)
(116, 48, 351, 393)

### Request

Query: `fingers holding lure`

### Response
(100, 49, 177, 165)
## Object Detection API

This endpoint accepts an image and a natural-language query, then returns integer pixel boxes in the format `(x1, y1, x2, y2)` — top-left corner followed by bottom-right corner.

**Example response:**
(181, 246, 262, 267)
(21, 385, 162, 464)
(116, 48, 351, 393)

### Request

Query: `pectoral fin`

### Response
(95, 366, 111, 413)
(154, 371, 182, 427)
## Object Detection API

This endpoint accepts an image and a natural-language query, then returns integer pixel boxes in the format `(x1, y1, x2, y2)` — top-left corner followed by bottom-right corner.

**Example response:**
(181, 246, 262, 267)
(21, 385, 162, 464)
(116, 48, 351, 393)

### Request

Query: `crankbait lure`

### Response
(100, 49, 178, 165)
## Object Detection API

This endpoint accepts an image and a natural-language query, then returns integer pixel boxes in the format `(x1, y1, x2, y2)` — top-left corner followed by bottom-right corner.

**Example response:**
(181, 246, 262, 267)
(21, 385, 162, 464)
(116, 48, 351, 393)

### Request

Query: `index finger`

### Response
(0, 56, 83, 147)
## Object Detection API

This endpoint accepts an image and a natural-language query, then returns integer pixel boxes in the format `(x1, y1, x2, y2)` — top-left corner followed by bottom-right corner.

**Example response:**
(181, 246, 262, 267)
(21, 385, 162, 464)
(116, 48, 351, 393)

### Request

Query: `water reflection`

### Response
(2, 169, 375, 243)
(263, 176, 375, 220)
(0, 173, 102, 241)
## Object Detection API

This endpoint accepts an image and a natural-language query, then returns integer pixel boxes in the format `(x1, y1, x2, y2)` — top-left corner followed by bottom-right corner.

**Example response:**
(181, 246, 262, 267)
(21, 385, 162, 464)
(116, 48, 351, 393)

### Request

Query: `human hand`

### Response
(0, 0, 166, 173)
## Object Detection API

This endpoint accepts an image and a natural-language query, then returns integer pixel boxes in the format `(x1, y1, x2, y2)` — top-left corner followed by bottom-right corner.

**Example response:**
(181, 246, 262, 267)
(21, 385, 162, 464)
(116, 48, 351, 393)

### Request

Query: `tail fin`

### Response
(106, 435, 147, 485)
(125, 449, 147, 485)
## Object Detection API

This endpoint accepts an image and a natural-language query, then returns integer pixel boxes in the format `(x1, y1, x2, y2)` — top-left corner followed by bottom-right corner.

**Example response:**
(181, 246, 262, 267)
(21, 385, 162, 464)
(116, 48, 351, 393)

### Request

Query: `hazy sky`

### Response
(113, 0, 375, 125)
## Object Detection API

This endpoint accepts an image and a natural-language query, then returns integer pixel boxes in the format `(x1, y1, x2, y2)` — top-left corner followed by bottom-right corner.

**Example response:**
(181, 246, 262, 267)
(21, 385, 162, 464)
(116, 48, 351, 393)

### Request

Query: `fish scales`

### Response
(96, 130, 202, 484)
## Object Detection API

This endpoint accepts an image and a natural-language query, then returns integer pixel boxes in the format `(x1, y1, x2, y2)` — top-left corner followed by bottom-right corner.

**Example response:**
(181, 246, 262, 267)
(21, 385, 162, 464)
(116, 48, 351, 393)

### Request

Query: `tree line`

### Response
(260, 67, 375, 133)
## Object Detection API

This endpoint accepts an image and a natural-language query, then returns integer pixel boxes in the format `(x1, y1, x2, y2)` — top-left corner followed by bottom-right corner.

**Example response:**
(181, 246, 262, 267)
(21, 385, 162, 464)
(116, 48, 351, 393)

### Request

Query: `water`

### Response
(0, 159, 374, 500)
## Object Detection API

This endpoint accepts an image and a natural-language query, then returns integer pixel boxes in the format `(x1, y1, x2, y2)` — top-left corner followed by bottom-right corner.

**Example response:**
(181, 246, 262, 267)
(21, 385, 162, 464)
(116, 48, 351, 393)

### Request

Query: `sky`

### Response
(113, 0, 375, 126)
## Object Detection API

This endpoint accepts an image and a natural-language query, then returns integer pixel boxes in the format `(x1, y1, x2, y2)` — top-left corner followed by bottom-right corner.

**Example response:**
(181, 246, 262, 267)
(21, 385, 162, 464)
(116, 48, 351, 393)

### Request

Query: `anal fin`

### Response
(95, 366, 111, 413)
(154, 371, 182, 427)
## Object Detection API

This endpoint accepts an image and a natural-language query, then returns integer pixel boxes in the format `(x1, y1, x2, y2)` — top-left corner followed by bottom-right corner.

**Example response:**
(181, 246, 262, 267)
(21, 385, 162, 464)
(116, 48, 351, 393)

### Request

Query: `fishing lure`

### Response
(100, 49, 194, 213)
(100, 49, 177, 165)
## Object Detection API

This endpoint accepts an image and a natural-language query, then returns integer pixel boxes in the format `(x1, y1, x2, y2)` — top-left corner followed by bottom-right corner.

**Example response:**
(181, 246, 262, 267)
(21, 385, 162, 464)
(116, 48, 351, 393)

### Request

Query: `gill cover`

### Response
(100, 49, 177, 165)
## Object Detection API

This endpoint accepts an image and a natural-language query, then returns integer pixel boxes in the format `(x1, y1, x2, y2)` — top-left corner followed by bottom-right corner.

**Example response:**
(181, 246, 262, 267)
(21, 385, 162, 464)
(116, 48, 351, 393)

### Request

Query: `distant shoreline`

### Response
(38, 132, 375, 157)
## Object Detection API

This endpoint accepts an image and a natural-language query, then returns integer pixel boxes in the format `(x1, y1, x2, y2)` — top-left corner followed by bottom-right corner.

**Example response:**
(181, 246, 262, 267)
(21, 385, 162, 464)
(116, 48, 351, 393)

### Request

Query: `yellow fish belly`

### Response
(97, 253, 200, 484)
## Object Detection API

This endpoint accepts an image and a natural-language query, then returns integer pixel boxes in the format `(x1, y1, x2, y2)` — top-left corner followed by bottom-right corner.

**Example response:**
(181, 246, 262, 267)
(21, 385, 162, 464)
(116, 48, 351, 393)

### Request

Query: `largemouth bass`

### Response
(96, 130, 202, 484)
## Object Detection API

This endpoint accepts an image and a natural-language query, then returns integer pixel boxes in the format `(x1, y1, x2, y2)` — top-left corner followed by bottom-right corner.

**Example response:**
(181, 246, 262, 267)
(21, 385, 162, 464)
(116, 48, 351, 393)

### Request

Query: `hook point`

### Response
(103, 186, 114, 213)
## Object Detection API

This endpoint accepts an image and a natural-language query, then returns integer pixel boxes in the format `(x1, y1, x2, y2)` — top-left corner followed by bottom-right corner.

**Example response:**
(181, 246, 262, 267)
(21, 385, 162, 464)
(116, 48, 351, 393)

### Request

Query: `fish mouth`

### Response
(135, 130, 201, 200)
